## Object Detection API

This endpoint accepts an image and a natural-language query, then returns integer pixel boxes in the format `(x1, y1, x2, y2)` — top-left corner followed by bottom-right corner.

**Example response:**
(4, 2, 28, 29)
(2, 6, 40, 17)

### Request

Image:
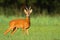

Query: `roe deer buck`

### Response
(4, 6, 32, 35)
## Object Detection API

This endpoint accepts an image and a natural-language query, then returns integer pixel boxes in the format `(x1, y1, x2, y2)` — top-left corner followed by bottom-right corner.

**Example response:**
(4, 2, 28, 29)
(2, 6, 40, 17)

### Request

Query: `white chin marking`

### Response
(26, 15, 29, 16)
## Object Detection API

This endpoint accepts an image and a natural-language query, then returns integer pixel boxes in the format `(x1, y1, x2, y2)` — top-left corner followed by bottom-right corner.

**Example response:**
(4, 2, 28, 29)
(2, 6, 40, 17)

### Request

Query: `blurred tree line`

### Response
(0, 0, 60, 17)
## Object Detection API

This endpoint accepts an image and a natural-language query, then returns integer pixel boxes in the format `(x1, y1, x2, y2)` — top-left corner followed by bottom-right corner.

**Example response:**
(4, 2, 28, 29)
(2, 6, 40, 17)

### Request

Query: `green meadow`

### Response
(0, 15, 60, 40)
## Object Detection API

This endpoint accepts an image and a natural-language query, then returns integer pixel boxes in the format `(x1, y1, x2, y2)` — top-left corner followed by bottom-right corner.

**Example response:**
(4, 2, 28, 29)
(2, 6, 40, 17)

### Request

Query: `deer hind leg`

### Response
(11, 27, 17, 35)
(4, 27, 12, 35)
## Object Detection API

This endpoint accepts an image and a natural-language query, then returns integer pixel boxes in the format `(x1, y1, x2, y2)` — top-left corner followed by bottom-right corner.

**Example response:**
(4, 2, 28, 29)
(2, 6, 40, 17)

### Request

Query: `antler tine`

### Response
(25, 7, 28, 10)
(29, 6, 31, 9)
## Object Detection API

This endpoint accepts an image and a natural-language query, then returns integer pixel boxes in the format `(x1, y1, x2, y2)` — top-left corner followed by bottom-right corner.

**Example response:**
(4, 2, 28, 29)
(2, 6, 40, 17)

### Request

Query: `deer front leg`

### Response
(25, 29, 29, 35)
(4, 27, 12, 35)
(22, 28, 29, 35)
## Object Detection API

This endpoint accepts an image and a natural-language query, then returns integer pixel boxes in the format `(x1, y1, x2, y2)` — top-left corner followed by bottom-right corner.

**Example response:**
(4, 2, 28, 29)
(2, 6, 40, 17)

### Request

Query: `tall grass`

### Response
(0, 15, 60, 40)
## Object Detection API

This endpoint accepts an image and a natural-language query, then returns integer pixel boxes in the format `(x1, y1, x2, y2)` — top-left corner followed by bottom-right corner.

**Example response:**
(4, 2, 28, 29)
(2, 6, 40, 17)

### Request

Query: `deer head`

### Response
(24, 6, 32, 16)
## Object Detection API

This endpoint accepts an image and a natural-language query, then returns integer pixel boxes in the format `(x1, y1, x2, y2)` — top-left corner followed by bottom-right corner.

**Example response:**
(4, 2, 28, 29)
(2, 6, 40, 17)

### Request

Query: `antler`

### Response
(29, 6, 31, 10)
(24, 6, 32, 15)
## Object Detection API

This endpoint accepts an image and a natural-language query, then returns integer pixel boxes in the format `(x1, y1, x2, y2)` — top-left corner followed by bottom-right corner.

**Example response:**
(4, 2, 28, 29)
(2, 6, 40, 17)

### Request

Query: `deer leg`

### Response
(25, 29, 29, 35)
(4, 27, 12, 35)
(22, 28, 29, 35)
(11, 27, 17, 35)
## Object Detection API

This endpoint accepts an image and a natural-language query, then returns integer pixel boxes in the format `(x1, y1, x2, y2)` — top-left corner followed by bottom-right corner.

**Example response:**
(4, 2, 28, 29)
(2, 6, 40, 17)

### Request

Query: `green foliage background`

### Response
(0, 0, 60, 40)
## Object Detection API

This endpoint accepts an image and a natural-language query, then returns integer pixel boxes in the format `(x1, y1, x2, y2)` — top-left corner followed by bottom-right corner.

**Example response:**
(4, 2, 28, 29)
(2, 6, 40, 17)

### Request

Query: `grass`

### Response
(0, 15, 60, 40)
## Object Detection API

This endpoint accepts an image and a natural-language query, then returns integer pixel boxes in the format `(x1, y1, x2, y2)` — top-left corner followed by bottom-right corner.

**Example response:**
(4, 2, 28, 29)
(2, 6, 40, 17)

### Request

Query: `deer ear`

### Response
(30, 9, 32, 14)
(24, 9, 28, 14)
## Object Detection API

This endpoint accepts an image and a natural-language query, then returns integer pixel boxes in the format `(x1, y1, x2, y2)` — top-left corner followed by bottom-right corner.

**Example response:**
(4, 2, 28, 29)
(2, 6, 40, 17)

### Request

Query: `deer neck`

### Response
(26, 16, 30, 23)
